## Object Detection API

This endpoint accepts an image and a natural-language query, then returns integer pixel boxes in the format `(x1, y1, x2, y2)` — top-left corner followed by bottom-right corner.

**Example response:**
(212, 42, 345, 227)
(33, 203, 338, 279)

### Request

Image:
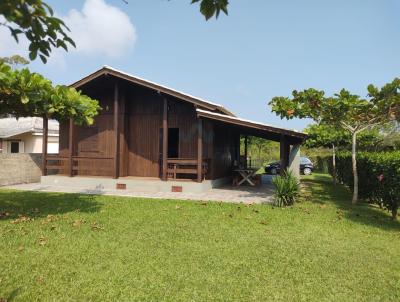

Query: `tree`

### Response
(0, 55, 29, 67)
(269, 80, 400, 204)
(1, 0, 228, 64)
(304, 124, 350, 185)
(191, 0, 229, 20)
(0, 0, 75, 63)
(0, 61, 100, 125)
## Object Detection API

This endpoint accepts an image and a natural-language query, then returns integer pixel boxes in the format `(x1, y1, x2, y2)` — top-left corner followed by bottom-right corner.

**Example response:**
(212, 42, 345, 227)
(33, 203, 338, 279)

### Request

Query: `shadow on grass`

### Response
(301, 174, 400, 232)
(1, 288, 20, 302)
(0, 189, 101, 221)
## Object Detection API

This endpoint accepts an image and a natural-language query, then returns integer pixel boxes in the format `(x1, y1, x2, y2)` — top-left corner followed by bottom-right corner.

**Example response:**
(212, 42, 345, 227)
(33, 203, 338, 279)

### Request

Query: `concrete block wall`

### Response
(0, 153, 42, 186)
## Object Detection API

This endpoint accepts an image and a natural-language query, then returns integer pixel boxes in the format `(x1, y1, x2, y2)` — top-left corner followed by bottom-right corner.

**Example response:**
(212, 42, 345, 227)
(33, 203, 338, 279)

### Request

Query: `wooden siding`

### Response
(126, 87, 162, 177)
(57, 77, 225, 179)
(212, 123, 239, 179)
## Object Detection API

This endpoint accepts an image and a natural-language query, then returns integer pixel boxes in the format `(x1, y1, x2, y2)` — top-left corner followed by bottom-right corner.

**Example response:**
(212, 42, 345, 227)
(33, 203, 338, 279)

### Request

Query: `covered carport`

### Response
(196, 109, 308, 179)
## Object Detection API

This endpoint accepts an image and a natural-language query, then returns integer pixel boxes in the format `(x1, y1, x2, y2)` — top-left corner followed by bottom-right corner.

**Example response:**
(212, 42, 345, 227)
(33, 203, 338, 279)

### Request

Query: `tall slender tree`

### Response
(269, 79, 400, 203)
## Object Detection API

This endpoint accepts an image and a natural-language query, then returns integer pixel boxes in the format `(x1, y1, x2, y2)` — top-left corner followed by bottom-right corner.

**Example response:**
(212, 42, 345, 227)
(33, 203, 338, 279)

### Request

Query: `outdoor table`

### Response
(234, 168, 258, 186)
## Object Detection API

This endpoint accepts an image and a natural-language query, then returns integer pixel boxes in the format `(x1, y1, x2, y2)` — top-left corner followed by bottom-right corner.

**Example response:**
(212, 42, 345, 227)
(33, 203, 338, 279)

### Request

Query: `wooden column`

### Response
(113, 82, 120, 179)
(162, 97, 168, 181)
(280, 135, 290, 175)
(244, 135, 248, 168)
(41, 116, 48, 176)
(68, 118, 74, 177)
(197, 118, 203, 182)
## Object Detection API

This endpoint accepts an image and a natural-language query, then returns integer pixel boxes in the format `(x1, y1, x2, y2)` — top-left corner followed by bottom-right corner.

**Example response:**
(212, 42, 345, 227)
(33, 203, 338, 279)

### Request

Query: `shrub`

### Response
(308, 155, 331, 173)
(272, 170, 299, 207)
(334, 151, 400, 220)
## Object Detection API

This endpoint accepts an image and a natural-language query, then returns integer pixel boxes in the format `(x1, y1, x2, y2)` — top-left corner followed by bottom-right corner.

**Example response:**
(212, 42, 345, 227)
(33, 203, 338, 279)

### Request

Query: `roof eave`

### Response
(196, 109, 308, 141)
(70, 67, 236, 117)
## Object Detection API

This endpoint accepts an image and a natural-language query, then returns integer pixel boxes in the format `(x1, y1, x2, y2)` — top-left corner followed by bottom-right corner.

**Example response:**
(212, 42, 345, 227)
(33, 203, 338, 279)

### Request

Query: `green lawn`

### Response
(1, 174, 399, 301)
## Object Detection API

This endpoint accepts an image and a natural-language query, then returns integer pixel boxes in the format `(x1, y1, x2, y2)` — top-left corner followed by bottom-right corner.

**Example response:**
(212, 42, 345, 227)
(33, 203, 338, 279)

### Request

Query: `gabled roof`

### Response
(196, 109, 307, 141)
(0, 117, 59, 138)
(70, 66, 307, 142)
(70, 66, 235, 117)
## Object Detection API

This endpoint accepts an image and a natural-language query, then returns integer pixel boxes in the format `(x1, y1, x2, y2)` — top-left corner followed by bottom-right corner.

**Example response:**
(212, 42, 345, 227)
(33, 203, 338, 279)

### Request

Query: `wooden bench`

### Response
(167, 158, 208, 180)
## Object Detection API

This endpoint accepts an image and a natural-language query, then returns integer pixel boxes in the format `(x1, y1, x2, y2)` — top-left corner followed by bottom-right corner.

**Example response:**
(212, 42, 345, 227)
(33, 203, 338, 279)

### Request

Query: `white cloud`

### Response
(0, 16, 29, 57)
(64, 0, 137, 57)
(0, 0, 136, 61)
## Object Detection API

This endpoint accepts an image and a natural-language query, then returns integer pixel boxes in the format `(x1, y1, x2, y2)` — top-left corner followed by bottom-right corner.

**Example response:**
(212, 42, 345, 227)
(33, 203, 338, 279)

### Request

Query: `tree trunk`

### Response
(391, 206, 398, 221)
(332, 143, 336, 186)
(351, 132, 358, 204)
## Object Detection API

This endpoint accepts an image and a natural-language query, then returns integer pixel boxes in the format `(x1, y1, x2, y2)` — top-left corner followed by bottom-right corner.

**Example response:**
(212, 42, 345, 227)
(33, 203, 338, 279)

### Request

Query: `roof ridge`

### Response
(71, 65, 236, 117)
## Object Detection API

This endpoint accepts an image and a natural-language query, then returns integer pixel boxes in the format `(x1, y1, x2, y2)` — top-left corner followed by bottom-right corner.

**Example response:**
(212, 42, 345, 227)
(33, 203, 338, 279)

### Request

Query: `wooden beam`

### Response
(162, 97, 168, 181)
(41, 116, 48, 176)
(244, 135, 248, 168)
(113, 82, 120, 179)
(197, 118, 203, 182)
(68, 119, 74, 177)
(280, 135, 290, 175)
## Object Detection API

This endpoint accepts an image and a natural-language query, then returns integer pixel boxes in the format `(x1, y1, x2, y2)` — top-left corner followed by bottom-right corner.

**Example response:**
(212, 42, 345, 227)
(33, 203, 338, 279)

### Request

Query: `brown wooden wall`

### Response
(57, 76, 218, 179)
(211, 123, 240, 179)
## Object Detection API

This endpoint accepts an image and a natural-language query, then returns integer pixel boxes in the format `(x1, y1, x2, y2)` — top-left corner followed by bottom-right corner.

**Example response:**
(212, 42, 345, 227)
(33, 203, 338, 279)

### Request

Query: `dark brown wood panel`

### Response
(212, 123, 238, 179)
(126, 87, 162, 177)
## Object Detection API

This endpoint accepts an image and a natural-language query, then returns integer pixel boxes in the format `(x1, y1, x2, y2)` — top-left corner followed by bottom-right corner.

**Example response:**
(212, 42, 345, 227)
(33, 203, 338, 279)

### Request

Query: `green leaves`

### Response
(0, 61, 100, 125)
(0, 0, 75, 63)
(304, 124, 350, 149)
(272, 170, 299, 207)
(269, 79, 400, 133)
(335, 151, 400, 219)
(191, 0, 229, 20)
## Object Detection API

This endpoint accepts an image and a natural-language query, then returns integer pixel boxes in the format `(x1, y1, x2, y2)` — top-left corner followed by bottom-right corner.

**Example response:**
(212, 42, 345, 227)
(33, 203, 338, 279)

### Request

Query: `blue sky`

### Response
(2, 0, 400, 130)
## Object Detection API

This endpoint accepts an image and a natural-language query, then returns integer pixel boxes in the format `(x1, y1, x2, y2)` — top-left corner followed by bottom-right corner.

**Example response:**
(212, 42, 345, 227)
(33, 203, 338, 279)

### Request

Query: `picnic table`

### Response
(233, 168, 258, 186)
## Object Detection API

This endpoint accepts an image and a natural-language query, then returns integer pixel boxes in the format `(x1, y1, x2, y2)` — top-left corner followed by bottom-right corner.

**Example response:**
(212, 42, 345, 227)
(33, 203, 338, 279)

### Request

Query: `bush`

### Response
(308, 155, 331, 173)
(272, 170, 299, 207)
(334, 151, 400, 220)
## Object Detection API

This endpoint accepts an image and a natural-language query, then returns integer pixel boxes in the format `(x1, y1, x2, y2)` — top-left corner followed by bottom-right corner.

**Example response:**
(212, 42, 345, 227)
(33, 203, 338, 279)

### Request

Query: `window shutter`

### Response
(19, 141, 24, 153)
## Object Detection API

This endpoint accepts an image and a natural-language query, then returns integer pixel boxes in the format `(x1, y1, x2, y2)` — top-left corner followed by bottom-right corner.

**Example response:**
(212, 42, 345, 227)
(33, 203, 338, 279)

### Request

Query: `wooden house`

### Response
(41, 66, 307, 192)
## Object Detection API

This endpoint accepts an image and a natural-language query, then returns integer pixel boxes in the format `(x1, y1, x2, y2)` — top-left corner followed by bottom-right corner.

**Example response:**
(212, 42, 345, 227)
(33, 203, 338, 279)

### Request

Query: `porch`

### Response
(7, 174, 275, 204)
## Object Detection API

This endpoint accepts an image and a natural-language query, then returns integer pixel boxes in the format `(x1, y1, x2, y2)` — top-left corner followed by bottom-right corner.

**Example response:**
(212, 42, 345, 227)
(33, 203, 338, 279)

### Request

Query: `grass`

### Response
(0, 173, 399, 301)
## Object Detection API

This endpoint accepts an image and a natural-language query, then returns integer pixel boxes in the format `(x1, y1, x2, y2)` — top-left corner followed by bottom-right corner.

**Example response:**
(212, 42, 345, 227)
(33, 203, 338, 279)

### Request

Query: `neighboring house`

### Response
(0, 117, 59, 154)
(42, 66, 306, 191)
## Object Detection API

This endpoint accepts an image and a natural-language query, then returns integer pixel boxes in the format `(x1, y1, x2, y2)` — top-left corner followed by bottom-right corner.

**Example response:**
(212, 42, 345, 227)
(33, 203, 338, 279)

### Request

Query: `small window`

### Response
(10, 142, 19, 153)
(168, 128, 179, 158)
(159, 128, 180, 158)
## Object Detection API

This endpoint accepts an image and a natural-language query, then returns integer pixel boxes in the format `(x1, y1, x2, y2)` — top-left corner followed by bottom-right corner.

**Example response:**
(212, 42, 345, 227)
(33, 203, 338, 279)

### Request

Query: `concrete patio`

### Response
(3, 175, 275, 204)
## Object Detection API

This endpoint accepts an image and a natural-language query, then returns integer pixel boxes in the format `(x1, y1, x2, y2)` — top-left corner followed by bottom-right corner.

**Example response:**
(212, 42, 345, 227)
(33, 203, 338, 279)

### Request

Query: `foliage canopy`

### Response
(0, 62, 100, 125)
(0, 0, 75, 63)
(191, 0, 229, 20)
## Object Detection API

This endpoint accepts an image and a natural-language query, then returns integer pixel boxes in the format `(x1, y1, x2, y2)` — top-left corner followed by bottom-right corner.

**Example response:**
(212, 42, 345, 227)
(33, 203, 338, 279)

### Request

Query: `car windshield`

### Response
(300, 157, 312, 164)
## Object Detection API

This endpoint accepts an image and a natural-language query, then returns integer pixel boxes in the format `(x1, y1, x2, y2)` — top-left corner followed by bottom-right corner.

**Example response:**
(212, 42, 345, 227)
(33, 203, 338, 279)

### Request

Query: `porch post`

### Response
(280, 135, 289, 175)
(162, 97, 168, 181)
(41, 116, 48, 176)
(289, 144, 301, 180)
(68, 118, 74, 177)
(244, 135, 248, 168)
(113, 82, 120, 179)
(197, 118, 203, 182)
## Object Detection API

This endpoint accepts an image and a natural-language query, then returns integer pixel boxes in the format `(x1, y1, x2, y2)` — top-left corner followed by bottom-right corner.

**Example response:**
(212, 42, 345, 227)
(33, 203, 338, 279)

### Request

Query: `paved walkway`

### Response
(3, 175, 275, 204)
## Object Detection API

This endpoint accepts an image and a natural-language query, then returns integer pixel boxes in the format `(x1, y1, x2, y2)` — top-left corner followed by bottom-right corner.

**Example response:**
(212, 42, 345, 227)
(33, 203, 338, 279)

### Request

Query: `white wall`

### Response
(1, 133, 59, 154)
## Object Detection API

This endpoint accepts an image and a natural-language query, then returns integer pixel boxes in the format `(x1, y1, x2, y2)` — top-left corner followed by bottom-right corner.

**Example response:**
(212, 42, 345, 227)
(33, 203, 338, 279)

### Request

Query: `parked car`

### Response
(264, 156, 314, 175)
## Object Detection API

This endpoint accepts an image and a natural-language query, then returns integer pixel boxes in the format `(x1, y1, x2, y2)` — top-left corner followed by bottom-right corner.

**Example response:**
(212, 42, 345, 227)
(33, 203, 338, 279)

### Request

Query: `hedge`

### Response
(307, 155, 331, 173)
(334, 151, 400, 219)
